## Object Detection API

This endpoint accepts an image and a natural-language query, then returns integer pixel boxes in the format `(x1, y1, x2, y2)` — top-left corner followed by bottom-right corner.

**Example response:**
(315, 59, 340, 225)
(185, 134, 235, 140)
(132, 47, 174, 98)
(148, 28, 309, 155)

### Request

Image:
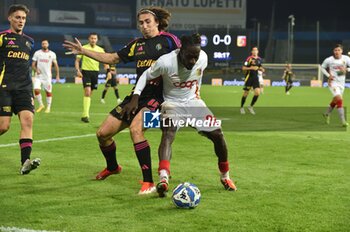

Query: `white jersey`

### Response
(134, 49, 208, 102)
(32, 49, 57, 79)
(321, 55, 350, 85)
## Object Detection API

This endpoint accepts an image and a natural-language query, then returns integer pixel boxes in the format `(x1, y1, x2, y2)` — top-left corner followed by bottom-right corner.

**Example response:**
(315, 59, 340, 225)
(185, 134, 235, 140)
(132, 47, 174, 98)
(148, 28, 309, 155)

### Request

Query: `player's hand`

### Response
(63, 38, 84, 55)
(120, 95, 139, 120)
(328, 75, 334, 87)
(76, 70, 83, 78)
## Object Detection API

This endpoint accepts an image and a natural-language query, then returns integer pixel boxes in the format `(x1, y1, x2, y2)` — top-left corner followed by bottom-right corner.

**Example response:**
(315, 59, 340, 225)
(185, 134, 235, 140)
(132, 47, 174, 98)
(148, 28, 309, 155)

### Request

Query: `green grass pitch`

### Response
(0, 84, 349, 232)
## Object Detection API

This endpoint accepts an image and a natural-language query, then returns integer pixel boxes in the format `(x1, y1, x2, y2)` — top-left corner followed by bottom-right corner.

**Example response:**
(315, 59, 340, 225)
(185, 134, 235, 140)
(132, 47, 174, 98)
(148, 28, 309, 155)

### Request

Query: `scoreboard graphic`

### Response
(198, 28, 250, 66)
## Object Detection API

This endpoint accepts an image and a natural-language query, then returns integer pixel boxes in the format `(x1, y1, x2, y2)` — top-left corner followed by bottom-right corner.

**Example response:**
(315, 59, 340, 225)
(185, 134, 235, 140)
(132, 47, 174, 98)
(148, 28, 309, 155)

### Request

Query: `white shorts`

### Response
(160, 99, 221, 132)
(258, 76, 264, 86)
(33, 76, 52, 93)
(328, 82, 344, 97)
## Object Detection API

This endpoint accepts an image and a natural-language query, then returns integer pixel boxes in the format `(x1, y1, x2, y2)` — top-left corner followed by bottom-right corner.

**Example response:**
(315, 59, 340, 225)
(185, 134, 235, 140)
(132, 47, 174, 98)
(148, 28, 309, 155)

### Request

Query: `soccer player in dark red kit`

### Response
(0, 4, 40, 174)
(64, 7, 180, 194)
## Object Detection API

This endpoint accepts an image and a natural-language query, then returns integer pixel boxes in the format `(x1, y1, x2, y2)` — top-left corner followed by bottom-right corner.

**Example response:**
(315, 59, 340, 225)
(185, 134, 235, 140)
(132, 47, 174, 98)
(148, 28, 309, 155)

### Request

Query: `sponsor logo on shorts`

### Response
(2, 106, 11, 113)
(115, 106, 122, 113)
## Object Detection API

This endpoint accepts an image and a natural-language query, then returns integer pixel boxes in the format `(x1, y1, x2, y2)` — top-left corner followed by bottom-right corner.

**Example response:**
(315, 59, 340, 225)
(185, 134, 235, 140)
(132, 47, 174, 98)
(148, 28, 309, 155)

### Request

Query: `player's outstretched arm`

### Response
(63, 38, 120, 64)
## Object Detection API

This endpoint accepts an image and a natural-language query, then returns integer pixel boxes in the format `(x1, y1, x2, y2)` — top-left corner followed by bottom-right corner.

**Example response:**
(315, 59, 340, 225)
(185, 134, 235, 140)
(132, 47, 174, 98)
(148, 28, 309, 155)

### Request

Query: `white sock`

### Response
(36, 94, 43, 106)
(220, 171, 230, 180)
(159, 169, 169, 182)
(337, 107, 346, 123)
(46, 96, 52, 109)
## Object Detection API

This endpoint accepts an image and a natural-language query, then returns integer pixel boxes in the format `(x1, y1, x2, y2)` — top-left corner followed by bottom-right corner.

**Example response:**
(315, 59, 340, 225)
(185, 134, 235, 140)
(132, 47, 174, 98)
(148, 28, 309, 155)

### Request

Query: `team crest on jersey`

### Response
(155, 43, 162, 51)
(196, 68, 202, 76)
(25, 41, 32, 49)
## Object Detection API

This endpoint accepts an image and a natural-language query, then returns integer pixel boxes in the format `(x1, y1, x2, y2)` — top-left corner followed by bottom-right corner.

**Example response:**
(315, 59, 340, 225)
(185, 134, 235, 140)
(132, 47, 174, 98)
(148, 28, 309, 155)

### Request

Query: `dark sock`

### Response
(134, 140, 153, 183)
(287, 85, 292, 91)
(285, 86, 288, 92)
(240, 96, 247, 107)
(19, 138, 32, 165)
(114, 89, 120, 99)
(100, 141, 118, 171)
(101, 90, 107, 99)
(251, 95, 259, 106)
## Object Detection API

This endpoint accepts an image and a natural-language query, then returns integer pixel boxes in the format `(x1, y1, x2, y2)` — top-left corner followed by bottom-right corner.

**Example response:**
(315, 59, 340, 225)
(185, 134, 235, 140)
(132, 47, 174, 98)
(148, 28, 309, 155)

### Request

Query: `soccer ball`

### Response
(172, 182, 201, 209)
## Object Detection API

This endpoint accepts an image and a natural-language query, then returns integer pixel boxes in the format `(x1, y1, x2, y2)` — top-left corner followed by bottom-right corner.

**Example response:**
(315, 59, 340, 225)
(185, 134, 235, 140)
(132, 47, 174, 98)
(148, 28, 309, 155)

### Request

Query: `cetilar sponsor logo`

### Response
(7, 51, 29, 60)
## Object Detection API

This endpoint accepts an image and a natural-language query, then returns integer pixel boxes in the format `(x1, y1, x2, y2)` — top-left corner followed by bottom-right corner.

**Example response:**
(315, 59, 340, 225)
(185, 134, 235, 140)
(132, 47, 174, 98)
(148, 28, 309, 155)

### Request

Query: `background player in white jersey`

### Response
(123, 34, 237, 197)
(258, 70, 264, 94)
(321, 44, 350, 127)
(32, 39, 60, 113)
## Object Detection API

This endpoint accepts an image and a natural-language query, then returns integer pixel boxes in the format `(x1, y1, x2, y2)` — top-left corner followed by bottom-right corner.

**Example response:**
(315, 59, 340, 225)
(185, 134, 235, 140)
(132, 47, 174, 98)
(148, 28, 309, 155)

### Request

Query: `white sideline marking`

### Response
(0, 134, 95, 148)
(0, 130, 129, 148)
(0, 226, 61, 232)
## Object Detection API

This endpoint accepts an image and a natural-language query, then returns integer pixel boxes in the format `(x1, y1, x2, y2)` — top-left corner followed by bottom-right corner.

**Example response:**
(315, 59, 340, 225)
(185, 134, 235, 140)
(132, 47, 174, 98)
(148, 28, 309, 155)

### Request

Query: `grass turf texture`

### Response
(0, 84, 349, 232)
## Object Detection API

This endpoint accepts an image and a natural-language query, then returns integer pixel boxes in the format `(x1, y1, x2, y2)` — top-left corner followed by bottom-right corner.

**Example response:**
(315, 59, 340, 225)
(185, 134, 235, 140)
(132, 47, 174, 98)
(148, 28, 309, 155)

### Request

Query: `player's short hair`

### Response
(8, 4, 29, 16)
(41, 39, 49, 43)
(137, 7, 171, 31)
(88, 32, 99, 39)
(180, 33, 201, 49)
(333, 44, 343, 50)
(251, 46, 259, 51)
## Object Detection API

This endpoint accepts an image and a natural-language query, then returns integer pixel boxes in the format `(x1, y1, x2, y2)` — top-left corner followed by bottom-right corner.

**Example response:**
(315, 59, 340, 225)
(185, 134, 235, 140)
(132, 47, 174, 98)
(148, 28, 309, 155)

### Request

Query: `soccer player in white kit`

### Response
(123, 34, 237, 197)
(321, 44, 350, 127)
(32, 39, 60, 113)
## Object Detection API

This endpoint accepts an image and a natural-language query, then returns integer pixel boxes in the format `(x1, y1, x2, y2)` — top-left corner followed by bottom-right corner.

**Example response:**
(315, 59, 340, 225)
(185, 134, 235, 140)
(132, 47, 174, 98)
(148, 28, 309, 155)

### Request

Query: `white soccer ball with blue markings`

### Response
(172, 182, 201, 209)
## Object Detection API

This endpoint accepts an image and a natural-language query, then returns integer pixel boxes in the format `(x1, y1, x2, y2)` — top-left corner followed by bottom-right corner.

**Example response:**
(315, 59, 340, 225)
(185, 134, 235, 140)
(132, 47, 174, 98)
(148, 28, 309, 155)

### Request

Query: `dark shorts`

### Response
(110, 94, 162, 125)
(0, 89, 34, 116)
(243, 75, 260, 91)
(105, 77, 117, 88)
(82, 70, 99, 90)
(285, 79, 293, 85)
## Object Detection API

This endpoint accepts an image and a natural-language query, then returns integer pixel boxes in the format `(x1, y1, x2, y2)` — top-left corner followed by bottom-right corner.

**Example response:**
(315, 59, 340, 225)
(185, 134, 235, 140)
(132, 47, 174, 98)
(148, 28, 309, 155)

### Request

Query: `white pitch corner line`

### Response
(0, 226, 62, 232)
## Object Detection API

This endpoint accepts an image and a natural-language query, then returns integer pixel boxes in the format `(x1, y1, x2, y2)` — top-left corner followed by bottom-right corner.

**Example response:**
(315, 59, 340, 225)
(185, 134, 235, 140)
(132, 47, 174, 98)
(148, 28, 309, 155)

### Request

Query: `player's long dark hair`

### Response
(137, 7, 171, 32)
(180, 33, 201, 48)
